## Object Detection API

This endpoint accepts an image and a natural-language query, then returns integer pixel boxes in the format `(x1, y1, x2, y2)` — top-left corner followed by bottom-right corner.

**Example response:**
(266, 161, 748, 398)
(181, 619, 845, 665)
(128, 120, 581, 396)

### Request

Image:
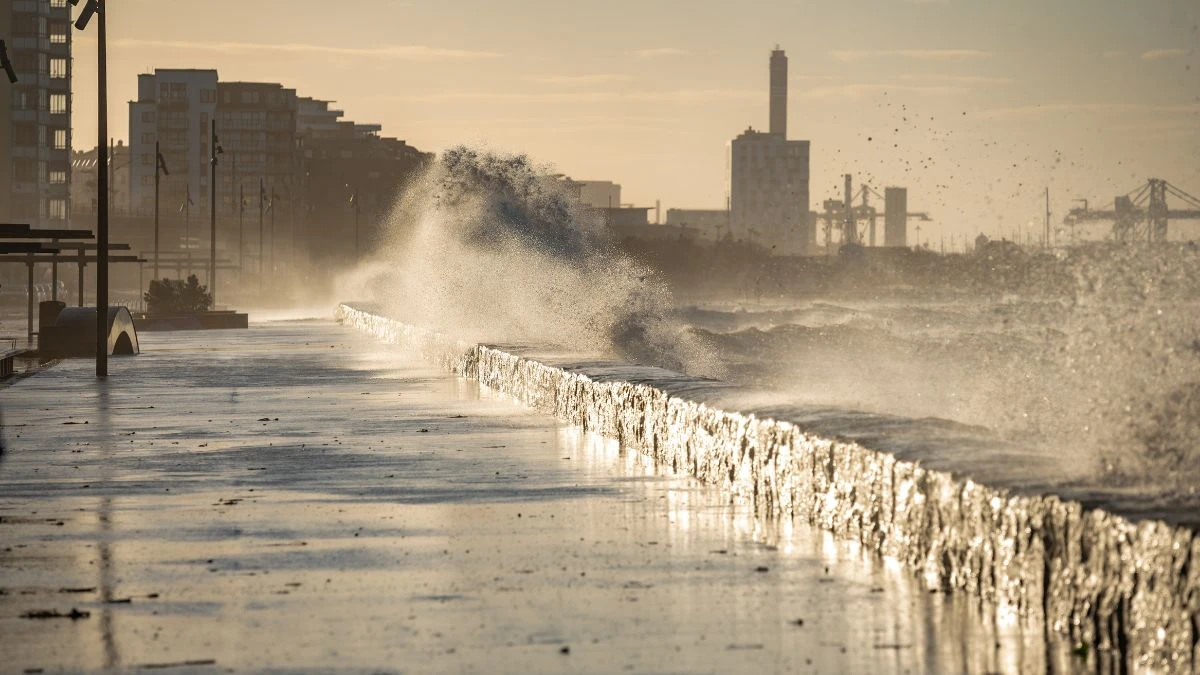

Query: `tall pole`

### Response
(231, 151, 237, 215)
(1044, 187, 1051, 249)
(95, 0, 109, 377)
(270, 188, 277, 275)
(153, 140, 160, 280)
(353, 188, 360, 260)
(258, 178, 265, 292)
(238, 184, 245, 277)
(209, 119, 217, 306)
(185, 187, 190, 277)
(843, 174, 855, 246)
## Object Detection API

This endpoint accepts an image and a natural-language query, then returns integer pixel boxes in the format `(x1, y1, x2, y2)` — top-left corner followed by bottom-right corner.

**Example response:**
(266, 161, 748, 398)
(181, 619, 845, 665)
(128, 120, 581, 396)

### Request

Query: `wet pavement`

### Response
(0, 320, 1076, 674)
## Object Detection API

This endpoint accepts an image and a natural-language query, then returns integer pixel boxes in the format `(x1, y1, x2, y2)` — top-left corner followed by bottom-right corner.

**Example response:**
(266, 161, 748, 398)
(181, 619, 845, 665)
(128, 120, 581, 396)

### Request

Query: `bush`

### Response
(144, 275, 213, 314)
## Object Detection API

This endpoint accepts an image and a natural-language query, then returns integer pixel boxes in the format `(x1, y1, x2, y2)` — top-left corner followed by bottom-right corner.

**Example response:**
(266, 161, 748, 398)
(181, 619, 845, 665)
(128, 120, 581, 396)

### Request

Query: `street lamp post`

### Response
(152, 141, 169, 280)
(85, 0, 109, 377)
(238, 183, 245, 277)
(258, 178, 265, 292)
(209, 119, 222, 306)
(347, 185, 360, 260)
(269, 188, 277, 274)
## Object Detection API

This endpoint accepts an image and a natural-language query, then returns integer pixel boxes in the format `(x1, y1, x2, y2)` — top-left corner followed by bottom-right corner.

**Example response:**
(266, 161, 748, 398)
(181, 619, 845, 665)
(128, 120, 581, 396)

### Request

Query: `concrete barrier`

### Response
(336, 302, 1200, 672)
(39, 306, 140, 358)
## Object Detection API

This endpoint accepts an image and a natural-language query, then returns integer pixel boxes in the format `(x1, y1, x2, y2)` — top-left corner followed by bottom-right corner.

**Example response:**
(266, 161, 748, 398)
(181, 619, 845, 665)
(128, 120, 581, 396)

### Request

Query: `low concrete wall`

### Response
(336, 303, 1199, 672)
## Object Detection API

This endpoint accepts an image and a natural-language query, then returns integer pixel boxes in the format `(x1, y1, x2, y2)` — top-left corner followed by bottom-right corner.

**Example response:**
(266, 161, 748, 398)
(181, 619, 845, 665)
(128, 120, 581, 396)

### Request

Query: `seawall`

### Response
(335, 303, 1199, 672)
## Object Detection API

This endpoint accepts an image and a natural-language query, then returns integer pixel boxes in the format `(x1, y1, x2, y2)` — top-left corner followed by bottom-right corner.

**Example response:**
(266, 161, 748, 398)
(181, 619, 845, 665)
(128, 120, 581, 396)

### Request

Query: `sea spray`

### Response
(337, 146, 723, 378)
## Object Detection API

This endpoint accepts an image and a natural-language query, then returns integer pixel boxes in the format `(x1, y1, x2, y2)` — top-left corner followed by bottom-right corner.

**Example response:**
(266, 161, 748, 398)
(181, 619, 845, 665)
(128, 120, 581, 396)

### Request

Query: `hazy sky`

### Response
(71, 0, 1199, 244)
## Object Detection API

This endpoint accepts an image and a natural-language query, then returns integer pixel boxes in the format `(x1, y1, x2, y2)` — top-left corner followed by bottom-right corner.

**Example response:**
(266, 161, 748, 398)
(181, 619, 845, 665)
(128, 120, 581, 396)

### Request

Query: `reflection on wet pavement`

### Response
(0, 321, 1085, 673)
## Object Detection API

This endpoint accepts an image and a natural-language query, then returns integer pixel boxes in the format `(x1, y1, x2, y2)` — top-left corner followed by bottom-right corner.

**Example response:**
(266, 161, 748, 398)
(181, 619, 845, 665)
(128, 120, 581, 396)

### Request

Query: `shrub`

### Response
(144, 275, 213, 314)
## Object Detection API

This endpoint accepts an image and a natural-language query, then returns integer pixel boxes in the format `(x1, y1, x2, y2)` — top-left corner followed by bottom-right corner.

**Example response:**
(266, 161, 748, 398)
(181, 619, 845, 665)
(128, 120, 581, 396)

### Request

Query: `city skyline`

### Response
(68, 0, 1199, 243)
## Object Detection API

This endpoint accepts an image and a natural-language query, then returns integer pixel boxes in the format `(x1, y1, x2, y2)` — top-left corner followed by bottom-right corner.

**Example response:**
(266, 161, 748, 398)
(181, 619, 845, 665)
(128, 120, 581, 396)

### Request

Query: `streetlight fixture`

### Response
(69, 0, 108, 377)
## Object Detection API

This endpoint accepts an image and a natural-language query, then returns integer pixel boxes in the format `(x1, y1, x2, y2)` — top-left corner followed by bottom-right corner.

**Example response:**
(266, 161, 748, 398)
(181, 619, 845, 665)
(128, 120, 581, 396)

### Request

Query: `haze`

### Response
(65, 0, 1200, 245)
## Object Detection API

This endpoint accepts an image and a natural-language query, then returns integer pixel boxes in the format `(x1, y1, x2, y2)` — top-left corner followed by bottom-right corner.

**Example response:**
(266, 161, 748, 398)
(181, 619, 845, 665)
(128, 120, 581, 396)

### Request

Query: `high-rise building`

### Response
(71, 141, 131, 216)
(129, 69, 219, 216)
(769, 46, 787, 137)
(215, 81, 298, 214)
(300, 125, 431, 266)
(0, 0, 73, 228)
(884, 187, 908, 247)
(727, 47, 811, 255)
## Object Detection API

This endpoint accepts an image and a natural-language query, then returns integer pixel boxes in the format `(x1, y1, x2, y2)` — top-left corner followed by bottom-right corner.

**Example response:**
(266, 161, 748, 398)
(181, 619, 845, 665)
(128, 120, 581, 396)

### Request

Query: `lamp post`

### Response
(258, 178, 266, 292)
(238, 183, 245, 277)
(69, 0, 108, 377)
(153, 141, 169, 280)
(209, 120, 222, 306)
(269, 188, 277, 274)
(347, 184, 360, 260)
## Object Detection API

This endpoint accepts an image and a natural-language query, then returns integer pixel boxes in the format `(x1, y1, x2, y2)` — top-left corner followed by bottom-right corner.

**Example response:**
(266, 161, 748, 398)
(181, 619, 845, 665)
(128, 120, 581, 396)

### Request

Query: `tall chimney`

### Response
(769, 46, 787, 137)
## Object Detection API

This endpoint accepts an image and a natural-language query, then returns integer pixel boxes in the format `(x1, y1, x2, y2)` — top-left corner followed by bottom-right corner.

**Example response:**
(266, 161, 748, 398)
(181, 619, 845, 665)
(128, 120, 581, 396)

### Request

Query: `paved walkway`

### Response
(0, 321, 1064, 674)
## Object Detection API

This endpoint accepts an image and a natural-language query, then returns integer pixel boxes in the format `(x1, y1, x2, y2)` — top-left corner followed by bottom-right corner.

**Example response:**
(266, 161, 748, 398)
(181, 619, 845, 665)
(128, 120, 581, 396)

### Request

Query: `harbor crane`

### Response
(819, 175, 930, 251)
(1064, 178, 1200, 243)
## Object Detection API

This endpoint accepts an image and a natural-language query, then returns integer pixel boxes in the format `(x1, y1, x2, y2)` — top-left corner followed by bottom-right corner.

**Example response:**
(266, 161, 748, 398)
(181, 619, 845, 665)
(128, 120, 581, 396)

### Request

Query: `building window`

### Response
(50, 24, 68, 43)
(53, 129, 67, 150)
(142, 133, 154, 144)
(50, 58, 67, 79)
(50, 94, 67, 114)
(143, 153, 154, 165)
(201, 89, 215, 103)
(143, 176, 154, 186)
(142, 111, 155, 123)
(49, 170, 67, 184)
(49, 199, 68, 220)
(51, 0, 68, 7)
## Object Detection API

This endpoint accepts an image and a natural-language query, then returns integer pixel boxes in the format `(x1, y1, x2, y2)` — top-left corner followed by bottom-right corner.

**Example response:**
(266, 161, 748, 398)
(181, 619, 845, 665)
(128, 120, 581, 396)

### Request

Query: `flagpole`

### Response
(153, 140, 160, 280)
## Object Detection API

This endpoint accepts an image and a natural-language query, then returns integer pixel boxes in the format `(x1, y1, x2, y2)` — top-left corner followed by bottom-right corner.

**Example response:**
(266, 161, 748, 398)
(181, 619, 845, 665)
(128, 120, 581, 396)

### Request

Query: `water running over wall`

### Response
(337, 302, 1199, 673)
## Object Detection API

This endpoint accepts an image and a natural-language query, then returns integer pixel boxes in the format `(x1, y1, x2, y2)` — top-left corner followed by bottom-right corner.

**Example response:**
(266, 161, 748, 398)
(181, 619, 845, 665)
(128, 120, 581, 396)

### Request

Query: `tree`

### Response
(144, 275, 213, 314)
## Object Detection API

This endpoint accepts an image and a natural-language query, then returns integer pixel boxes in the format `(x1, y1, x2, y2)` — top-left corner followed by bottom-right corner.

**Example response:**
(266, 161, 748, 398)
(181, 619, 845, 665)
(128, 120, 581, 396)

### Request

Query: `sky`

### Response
(69, 0, 1200, 245)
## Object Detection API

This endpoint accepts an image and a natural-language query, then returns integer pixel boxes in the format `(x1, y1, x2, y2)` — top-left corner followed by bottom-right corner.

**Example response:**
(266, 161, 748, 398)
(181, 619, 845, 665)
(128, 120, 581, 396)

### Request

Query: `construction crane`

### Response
(1063, 178, 1200, 243)
(819, 175, 931, 251)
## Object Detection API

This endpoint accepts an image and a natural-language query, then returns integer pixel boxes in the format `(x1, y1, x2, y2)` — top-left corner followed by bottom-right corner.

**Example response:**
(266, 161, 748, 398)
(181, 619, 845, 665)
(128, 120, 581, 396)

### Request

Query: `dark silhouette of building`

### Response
(71, 141, 131, 216)
(121, 73, 432, 284)
(299, 110, 431, 266)
(728, 47, 811, 255)
(665, 208, 730, 242)
(129, 69, 219, 216)
(884, 187, 908, 247)
(0, 0, 72, 229)
(216, 81, 299, 214)
(769, 46, 787, 137)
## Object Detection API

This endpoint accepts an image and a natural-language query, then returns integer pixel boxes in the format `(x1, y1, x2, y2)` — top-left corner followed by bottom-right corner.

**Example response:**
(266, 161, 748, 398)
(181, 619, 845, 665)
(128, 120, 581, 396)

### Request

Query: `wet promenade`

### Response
(0, 320, 1073, 673)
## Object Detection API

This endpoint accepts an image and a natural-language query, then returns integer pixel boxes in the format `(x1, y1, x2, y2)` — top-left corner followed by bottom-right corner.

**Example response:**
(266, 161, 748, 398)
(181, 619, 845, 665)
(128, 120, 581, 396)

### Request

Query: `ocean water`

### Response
(346, 146, 1200, 502)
